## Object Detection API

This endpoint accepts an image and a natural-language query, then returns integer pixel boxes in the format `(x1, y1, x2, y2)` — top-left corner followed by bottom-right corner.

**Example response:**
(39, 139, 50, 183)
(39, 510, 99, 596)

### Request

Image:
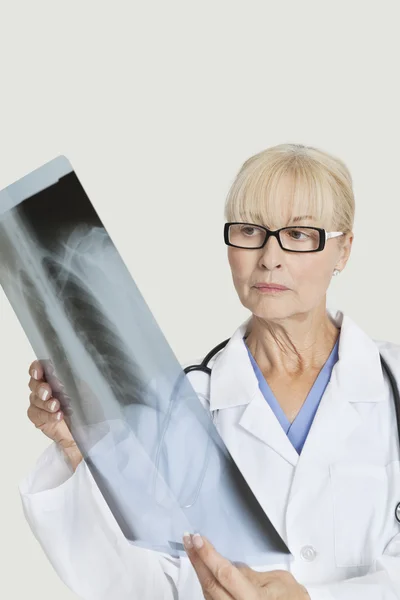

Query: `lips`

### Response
(254, 283, 288, 290)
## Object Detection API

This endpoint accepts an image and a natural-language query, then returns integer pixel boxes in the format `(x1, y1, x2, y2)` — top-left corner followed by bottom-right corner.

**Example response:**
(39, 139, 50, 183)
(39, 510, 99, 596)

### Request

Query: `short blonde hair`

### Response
(224, 143, 355, 233)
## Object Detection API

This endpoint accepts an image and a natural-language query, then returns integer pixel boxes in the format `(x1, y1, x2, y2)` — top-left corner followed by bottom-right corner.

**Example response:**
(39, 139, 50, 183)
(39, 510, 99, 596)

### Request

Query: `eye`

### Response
(240, 225, 261, 236)
(286, 228, 310, 240)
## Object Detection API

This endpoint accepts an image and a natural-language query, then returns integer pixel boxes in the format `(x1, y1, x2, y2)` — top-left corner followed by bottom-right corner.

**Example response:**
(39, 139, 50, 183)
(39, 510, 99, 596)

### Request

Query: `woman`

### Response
(22, 144, 400, 599)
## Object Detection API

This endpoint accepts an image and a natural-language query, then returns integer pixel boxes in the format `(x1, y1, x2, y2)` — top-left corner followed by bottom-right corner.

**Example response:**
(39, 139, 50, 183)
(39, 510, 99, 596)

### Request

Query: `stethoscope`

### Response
(183, 339, 400, 523)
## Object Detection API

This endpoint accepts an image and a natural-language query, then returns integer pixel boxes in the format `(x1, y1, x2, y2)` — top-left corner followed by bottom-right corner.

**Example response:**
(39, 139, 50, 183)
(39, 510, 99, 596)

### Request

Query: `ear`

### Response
(336, 231, 354, 271)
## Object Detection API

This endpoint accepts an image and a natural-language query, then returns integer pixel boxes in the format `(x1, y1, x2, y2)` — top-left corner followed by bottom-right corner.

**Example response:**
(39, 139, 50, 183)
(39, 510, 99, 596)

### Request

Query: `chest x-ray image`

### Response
(0, 156, 290, 564)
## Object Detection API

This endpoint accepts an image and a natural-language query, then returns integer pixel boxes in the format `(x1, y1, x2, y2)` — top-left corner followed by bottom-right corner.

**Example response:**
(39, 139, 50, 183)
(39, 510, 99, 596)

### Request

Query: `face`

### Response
(227, 217, 353, 323)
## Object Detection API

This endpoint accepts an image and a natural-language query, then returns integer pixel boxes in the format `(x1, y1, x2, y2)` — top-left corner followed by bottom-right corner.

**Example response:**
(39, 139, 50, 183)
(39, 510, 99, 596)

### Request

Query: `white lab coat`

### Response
(19, 308, 400, 600)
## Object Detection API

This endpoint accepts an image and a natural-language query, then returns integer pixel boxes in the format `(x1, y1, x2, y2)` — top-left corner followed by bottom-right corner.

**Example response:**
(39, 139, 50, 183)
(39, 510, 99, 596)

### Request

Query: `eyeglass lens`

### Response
(228, 224, 321, 251)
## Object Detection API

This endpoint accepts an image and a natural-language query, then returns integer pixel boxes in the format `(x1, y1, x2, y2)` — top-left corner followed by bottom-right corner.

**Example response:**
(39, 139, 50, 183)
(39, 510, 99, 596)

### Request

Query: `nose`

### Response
(258, 234, 283, 271)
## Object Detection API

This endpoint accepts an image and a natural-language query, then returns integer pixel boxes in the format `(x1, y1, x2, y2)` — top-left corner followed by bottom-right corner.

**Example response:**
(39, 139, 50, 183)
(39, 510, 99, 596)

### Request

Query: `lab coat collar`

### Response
(327, 307, 385, 403)
(209, 314, 257, 412)
(209, 308, 385, 413)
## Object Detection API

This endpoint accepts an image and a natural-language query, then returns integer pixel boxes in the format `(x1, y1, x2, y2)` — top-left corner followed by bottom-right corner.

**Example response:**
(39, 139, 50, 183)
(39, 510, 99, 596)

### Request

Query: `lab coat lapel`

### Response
(238, 393, 300, 466)
(209, 317, 299, 466)
(292, 371, 360, 468)
(292, 309, 386, 469)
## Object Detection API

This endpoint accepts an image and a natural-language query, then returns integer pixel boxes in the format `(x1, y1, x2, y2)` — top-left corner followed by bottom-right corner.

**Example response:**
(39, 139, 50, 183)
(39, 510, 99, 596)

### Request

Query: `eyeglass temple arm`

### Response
(326, 231, 344, 240)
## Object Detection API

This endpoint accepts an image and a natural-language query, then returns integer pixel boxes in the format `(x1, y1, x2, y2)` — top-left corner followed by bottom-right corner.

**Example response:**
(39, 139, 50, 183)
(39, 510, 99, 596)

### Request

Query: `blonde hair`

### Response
(224, 143, 355, 233)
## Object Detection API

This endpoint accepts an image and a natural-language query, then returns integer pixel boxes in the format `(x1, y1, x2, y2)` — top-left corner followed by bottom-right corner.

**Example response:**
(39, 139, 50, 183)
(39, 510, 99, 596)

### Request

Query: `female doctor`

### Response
(22, 143, 400, 600)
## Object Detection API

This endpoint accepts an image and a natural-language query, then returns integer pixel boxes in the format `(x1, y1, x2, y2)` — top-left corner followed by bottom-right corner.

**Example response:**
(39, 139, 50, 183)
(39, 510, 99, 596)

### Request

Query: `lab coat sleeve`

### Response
(19, 441, 182, 600)
(305, 537, 400, 600)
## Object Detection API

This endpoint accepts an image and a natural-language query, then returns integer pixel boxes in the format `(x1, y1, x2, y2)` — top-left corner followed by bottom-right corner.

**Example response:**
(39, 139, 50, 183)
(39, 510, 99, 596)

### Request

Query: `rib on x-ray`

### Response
(0, 156, 291, 564)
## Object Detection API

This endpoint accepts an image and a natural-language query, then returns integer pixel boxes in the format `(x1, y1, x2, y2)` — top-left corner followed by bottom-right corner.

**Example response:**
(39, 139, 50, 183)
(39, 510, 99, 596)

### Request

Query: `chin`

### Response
(246, 299, 294, 321)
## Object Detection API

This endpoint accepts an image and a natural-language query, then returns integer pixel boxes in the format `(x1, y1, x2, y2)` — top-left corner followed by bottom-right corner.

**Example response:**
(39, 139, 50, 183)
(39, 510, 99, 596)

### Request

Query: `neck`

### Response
(244, 306, 339, 376)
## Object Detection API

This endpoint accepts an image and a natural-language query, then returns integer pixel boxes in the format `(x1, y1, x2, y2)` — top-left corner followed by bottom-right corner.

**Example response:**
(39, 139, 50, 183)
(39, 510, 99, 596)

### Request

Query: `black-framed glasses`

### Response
(224, 222, 343, 253)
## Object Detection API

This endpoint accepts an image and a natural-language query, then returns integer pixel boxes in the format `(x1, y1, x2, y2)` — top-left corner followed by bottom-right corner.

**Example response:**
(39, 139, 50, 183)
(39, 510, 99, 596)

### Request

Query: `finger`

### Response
(183, 535, 233, 600)
(40, 360, 66, 394)
(27, 404, 64, 427)
(29, 360, 44, 381)
(185, 535, 257, 600)
(29, 368, 66, 402)
(235, 564, 281, 585)
(244, 569, 295, 590)
(29, 390, 60, 414)
(235, 565, 263, 586)
(28, 377, 42, 394)
(28, 379, 53, 401)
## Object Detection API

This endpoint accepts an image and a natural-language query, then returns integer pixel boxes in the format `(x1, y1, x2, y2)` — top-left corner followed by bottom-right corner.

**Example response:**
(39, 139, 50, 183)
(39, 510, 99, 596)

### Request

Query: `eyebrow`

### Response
(291, 215, 314, 222)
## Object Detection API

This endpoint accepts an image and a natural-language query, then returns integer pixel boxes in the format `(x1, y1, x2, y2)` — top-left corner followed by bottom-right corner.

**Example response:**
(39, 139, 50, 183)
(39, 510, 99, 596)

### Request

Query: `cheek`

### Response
(228, 248, 254, 278)
(292, 255, 334, 292)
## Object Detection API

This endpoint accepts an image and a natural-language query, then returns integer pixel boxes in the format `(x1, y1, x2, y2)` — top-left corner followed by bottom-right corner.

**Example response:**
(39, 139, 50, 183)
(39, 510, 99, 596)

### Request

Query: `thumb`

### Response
(235, 564, 264, 587)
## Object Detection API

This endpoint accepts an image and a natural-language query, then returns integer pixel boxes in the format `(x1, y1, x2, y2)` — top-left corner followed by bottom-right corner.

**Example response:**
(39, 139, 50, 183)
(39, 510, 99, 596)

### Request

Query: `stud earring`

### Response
(333, 269, 340, 277)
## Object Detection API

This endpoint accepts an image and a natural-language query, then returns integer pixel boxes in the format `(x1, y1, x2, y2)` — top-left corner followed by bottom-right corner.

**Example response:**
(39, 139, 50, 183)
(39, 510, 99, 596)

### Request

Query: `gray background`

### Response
(1, 0, 399, 598)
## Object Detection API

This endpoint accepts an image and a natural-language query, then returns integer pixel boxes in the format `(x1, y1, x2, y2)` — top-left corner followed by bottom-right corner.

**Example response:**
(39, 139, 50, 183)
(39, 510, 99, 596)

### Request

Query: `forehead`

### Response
(231, 170, 335, 230)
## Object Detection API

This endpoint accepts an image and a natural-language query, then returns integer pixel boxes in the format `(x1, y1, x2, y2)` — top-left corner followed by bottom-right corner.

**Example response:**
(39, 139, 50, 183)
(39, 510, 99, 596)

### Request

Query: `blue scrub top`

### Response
(243, 335, 339, 454)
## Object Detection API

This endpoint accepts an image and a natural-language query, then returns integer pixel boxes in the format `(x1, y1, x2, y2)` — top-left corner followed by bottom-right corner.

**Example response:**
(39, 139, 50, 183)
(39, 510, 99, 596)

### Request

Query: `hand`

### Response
(27, 360, 83, 471)
(183, 533, 310, 600)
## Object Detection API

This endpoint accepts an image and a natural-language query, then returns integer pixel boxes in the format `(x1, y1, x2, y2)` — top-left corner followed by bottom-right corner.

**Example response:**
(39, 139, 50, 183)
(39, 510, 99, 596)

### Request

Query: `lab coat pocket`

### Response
(329, 462, 400, 568)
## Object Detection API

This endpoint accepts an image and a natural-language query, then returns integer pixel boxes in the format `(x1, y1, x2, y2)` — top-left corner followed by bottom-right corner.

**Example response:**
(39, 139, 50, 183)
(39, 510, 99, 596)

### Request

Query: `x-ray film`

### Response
(0, 156, 291, 564)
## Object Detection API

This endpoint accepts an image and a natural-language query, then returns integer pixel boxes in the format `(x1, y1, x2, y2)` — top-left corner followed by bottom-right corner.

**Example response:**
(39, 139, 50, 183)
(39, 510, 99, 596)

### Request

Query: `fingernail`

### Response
(32, 369, 38, 379)
(56, 411, 63, 421)
(39, 387, 49, 401)
(183, 532, 193, 549)
(49, 400, 57, 412)
(192, 533, 203, 549)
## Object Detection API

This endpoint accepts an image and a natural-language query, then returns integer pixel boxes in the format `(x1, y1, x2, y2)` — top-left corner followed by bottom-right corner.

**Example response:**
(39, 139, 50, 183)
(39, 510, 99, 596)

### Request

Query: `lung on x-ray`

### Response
(0, 156, 291, 564)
